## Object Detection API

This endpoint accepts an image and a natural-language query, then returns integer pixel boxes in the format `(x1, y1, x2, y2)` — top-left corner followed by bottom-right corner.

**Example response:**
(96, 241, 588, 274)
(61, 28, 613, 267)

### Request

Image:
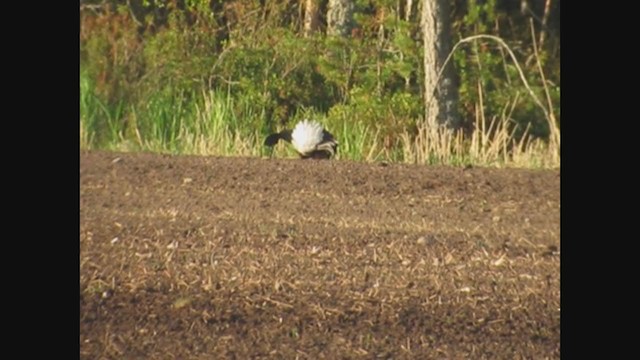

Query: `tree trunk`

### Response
(539, 0, 552, 48)
(421, 0, 460, 129)
(405, 0, 413, 21)
(304, 0, 320, 37)
(327, 0, 354, 37)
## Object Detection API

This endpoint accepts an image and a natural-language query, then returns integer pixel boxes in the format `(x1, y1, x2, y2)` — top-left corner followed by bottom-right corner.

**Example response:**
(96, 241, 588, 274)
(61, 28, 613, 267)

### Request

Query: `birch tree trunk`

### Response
(421, 0, 460, 129)
(327, 0, 354, 37)
(304, 0, 320, 37)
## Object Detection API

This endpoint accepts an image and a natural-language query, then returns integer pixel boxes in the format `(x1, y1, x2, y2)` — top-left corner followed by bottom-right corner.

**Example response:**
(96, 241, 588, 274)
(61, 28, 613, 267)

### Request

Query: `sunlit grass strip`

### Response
(336, 119, 381, 162)
(80, 86, 266, 157)
(399, 115, 559, 169)
(172, 90, 264, 157)
(80, 72, 559, 168)
(399, 89, 559, 169)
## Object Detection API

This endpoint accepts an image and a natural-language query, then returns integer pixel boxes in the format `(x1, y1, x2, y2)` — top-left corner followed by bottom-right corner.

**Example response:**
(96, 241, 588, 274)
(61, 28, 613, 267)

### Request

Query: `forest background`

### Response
(79, 0, 560, 168)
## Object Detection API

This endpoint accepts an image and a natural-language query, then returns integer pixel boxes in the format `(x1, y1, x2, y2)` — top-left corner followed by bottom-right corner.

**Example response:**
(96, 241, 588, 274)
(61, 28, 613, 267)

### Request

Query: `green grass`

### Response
(80, 70, 126, 149)
(80, 70, 559, 169)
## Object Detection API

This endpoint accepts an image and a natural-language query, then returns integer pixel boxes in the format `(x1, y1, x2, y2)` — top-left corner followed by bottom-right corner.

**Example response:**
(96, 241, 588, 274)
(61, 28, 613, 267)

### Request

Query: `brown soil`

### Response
(80, 151, 560, 359)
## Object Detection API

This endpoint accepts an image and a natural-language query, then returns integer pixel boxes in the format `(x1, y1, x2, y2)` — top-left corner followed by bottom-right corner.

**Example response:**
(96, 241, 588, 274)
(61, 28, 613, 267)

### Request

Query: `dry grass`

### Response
(80, 32, 559, 168)
(80, 119, 89, 150)
(402, 33, 559, 169)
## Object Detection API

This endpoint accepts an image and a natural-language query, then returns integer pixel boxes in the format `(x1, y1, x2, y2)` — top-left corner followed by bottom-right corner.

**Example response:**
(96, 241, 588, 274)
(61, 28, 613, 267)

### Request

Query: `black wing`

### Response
(264, 129, 293, 147)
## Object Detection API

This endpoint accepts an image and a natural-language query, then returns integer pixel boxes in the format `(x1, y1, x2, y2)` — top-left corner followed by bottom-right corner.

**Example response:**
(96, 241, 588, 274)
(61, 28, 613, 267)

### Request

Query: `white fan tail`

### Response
(291, 120, 325, 155)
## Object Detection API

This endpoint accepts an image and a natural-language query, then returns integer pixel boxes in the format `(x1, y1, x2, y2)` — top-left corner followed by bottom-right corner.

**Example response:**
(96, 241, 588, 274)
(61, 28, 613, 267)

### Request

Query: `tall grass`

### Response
(127, 89, 267, 156)
(80, 72, 559, 169)
(399, 32, 560, 169)
(329, 110, 382, 162)
(80, 71, 266, 157)
(80, 69, 126, 149)
(401, 94, 559, 169)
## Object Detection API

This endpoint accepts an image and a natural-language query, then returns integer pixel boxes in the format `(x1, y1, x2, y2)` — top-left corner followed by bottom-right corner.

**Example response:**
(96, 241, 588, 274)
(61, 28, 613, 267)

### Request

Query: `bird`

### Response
(264, 119, 338, 159)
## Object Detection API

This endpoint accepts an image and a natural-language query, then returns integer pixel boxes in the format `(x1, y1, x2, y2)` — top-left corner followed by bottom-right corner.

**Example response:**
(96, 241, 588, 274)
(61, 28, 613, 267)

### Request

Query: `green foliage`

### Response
(453, 0, 560, 139)
(80, 0, 560, 167)
(80, 68, 127, 148)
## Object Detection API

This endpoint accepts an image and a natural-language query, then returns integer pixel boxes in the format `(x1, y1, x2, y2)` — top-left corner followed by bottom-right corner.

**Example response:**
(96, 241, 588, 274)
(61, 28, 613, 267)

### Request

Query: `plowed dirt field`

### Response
(80, 151, 560, 359)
